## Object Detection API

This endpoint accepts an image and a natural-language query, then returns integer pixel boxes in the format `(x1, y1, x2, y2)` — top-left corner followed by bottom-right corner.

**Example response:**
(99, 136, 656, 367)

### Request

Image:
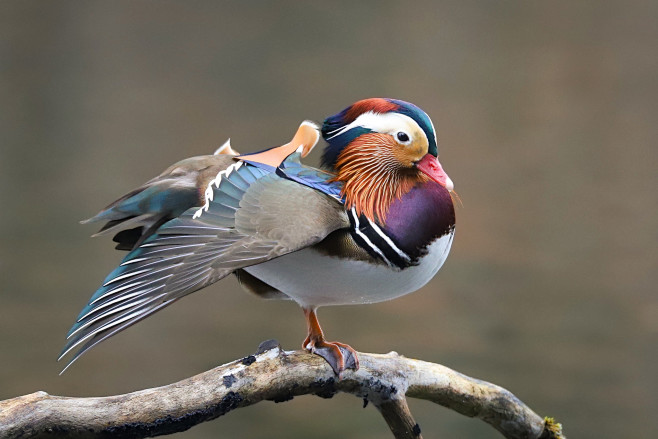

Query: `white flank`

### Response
(245, 229, 455, 307)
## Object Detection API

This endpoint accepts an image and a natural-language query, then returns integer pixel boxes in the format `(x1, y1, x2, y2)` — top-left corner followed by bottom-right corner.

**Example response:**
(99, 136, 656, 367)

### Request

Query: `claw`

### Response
(303, 307, 359, 376)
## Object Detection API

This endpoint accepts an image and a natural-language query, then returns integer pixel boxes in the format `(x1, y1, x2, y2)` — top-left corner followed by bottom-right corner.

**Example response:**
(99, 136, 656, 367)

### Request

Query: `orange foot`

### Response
(304, 336, 359, 376)
(302, 307, 360, 377)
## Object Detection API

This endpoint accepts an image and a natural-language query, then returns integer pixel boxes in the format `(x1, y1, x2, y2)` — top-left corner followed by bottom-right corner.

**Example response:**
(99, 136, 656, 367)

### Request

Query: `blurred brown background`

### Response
(1, 1, 656, 438)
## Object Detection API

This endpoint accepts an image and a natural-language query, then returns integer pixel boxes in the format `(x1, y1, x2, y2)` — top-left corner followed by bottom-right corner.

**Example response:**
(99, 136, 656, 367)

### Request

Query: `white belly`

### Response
(244, 231, 454, 307)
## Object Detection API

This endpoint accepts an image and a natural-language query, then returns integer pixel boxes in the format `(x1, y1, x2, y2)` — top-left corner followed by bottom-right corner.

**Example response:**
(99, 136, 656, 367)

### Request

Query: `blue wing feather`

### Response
(278, 153, 344, 200)
(62, 157, 345, 372)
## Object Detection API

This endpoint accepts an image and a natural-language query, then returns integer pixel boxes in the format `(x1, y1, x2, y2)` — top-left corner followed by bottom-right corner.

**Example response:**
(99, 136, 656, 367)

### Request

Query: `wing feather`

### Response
(60, 162, 347, 371)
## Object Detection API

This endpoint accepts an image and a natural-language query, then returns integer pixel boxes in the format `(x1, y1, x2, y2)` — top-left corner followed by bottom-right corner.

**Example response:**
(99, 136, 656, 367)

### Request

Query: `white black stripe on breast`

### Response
(347, 208, 413, 269)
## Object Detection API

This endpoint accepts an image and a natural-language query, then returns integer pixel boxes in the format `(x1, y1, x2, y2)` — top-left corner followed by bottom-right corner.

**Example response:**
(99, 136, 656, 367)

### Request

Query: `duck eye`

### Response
(396, 132, 410, 143)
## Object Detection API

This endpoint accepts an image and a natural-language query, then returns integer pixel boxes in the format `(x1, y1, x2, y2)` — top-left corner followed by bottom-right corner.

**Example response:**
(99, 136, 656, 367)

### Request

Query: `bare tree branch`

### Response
(0, 341, 565, 439)
(377, 397, 422, 439)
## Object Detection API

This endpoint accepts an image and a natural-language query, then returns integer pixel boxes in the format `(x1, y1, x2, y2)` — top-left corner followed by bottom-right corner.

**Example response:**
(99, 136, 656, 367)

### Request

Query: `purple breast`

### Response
(384, 181, 455, 259)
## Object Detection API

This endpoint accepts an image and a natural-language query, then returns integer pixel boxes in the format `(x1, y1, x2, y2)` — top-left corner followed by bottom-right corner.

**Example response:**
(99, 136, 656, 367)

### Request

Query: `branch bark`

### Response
(0, 341, 565, 439)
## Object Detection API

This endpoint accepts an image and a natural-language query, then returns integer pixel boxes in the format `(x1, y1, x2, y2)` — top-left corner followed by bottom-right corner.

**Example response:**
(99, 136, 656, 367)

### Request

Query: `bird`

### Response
(59, 98, 456, 376)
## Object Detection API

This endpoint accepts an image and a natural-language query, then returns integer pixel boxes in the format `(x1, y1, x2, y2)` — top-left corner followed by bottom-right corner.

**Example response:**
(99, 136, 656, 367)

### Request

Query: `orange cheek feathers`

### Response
(392, 139, 427, 167)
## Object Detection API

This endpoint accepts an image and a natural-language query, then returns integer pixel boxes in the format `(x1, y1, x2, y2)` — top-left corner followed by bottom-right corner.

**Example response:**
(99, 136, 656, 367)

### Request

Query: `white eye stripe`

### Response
(326, 111, 429, 145)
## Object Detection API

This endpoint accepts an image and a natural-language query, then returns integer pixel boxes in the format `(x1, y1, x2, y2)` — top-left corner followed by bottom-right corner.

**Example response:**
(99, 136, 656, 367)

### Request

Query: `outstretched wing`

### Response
(60, 160, 347, 371)
(82, 154, 236, 250)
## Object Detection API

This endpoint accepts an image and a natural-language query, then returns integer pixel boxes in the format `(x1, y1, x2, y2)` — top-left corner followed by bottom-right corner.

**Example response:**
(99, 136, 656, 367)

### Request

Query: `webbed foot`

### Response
(302, 307, 360, 377)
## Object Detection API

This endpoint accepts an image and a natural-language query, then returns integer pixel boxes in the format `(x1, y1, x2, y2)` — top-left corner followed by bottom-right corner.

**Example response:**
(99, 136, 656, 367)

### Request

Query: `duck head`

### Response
(321, 98, 453, 223)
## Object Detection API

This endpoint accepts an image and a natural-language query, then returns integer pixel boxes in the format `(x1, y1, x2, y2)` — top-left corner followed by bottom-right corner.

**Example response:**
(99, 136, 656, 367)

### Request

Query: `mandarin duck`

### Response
(60, 98, 456, 375)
